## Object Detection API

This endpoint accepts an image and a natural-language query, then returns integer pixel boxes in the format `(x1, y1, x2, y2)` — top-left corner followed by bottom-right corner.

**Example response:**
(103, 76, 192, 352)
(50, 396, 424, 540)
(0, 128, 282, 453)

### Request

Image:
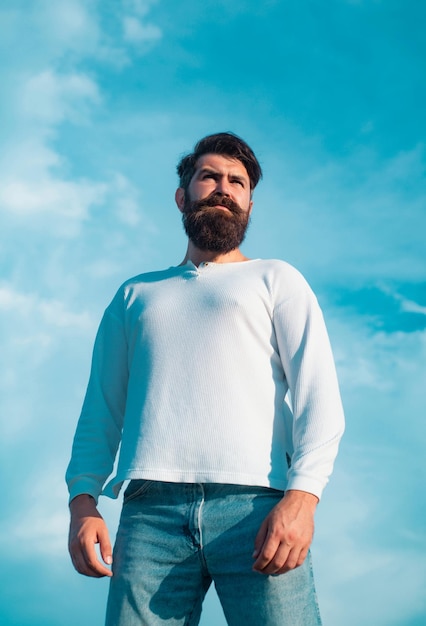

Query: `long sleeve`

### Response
(66, 306, 129, 503)
(273, 286, 345, 499)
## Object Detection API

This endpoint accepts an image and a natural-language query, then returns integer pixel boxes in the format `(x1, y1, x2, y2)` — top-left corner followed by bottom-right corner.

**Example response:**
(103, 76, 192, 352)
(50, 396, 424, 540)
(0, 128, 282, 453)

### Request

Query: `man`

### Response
(66, 132, 344, 625)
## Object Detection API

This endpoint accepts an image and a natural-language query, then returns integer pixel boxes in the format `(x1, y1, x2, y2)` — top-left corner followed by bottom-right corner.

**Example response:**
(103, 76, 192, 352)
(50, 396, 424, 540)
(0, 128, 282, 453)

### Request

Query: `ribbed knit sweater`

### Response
(66, 259, 344, 502)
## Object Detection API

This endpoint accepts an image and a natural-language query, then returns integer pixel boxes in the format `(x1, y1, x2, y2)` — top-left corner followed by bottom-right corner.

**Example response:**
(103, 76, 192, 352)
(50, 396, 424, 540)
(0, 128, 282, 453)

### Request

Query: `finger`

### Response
(82, 540, 113, 577)
(72, 552, 104, 578)
(69, 543, 99, 578)
(252, 518, 268, 559)
(69, 538, 91, 576)
(252, 534, 285, 572)
(274, 546, 309, 575)
(71, 538, 112, 578)
(99, 527, 113, 567)
(258, 542, 294, 575)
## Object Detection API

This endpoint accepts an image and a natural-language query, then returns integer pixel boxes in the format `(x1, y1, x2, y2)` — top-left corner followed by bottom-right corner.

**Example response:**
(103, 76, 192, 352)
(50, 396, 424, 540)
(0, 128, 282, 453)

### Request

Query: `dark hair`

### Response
(177, 132, 262, 191)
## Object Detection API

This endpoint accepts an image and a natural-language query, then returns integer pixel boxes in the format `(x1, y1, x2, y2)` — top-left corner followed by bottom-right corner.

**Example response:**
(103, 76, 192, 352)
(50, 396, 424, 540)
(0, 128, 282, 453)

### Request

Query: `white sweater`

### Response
(66, 259, 344, 502)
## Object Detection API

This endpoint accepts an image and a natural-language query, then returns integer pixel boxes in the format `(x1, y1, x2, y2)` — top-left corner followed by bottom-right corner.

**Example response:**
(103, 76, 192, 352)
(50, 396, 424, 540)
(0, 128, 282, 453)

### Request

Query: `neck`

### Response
(179, 242, 249, 266)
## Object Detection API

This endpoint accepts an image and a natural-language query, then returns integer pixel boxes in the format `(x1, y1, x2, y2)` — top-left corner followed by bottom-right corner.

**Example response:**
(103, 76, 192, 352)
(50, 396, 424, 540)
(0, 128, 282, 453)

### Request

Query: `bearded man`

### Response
(66, 132, 345, 626)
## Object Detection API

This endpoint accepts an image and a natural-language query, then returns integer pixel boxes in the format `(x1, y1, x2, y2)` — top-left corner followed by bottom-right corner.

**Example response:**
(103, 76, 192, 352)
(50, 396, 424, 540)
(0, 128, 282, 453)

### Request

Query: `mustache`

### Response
(185, 193, 244, 215)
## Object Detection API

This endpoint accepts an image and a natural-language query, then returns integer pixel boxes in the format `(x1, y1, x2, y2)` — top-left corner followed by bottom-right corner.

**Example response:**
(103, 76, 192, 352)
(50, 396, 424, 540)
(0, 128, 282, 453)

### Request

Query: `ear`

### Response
(248, 199, 254, 215)
(175, 188, 185, 213)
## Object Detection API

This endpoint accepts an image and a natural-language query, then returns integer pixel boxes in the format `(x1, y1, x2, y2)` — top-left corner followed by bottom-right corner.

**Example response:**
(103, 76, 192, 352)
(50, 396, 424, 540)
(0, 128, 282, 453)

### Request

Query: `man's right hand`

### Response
(68, 494, 113, 578)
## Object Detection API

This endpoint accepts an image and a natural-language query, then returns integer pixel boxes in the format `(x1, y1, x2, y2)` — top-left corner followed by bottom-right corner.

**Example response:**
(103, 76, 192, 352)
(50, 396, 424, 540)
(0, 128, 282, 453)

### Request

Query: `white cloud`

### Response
(400, 299, 426, 315)
(117, 194, 143, 225)
(124, 0, 160, 18)
(0, 285, 34, 311)
(0, 283, 96, 443)
(113, 173, 148, 226)
(0, 67, 105, 229)
(316, 463, 426, 625)
(328, 310, 426, 445)
(0, 173, 106, 223)
(32, 0, 102, 62)
(0, 466, 70, 558)
(123, 15, 162, 44)
(86, 259, 123, 279)
(0, 0, 163, 233)
(22, 69, 101, 125)
(40, 300, 93, 330)
(0, 66, 107, 233)
(0, 284, 93, 330)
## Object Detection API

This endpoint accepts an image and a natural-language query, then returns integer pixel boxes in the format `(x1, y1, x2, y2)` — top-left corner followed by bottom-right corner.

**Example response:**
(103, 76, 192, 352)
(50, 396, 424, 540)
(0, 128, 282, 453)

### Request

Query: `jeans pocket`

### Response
(123, 479, 153, 504)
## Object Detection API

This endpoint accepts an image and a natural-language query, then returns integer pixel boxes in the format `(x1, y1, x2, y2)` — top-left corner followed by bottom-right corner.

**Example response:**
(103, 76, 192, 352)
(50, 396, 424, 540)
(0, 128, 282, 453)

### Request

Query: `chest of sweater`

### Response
(122, 266, 278, 369)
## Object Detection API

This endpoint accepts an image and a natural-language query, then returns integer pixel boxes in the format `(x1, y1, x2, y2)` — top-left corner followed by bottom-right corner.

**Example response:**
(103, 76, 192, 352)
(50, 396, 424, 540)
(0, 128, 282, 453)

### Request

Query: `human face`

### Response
(176, 154, 253, 253)
(185, 153, 253, 214)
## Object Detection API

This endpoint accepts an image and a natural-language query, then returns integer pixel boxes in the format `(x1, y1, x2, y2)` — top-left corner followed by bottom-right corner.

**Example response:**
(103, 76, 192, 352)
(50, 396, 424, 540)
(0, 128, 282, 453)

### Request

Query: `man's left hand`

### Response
(252, 489, 319, 575)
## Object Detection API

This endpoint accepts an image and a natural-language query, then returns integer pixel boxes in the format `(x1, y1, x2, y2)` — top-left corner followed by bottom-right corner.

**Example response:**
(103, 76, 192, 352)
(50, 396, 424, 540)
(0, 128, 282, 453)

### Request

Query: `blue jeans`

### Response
(105, 481, 322, 626)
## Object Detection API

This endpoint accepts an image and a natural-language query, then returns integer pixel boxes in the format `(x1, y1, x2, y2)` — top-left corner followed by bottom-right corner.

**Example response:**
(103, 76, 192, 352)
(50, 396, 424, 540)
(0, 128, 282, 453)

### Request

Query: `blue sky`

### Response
(0, 1, 425, 624)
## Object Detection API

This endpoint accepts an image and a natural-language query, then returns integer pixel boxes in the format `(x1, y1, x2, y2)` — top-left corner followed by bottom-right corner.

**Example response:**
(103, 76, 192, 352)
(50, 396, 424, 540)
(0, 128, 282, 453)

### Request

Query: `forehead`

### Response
(193, 153, 250, 179)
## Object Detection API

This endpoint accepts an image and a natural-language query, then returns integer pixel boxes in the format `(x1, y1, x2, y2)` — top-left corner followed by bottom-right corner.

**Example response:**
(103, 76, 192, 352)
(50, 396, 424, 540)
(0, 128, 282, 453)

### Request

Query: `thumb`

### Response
(98, 526, 113, 565)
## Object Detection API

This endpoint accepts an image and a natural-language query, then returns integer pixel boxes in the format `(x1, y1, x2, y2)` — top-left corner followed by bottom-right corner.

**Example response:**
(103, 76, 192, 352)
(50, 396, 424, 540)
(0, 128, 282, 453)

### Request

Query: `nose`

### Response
(215, 178, 231, 197)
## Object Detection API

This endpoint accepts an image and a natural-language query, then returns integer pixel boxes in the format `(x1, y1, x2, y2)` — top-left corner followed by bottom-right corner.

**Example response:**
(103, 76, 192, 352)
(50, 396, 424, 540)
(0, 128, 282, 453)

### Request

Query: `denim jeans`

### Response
(105, 481, 322, 626)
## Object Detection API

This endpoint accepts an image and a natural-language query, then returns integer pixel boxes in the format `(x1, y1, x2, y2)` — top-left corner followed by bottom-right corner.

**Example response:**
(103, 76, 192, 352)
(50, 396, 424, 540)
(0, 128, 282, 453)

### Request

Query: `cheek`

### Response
(241, 194, 252, 213)
(189, 181, 212, 201)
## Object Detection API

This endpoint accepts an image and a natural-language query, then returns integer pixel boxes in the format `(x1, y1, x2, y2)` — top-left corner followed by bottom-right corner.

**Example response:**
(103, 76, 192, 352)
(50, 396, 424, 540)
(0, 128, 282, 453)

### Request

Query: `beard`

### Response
(181, 192, 250, 253)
